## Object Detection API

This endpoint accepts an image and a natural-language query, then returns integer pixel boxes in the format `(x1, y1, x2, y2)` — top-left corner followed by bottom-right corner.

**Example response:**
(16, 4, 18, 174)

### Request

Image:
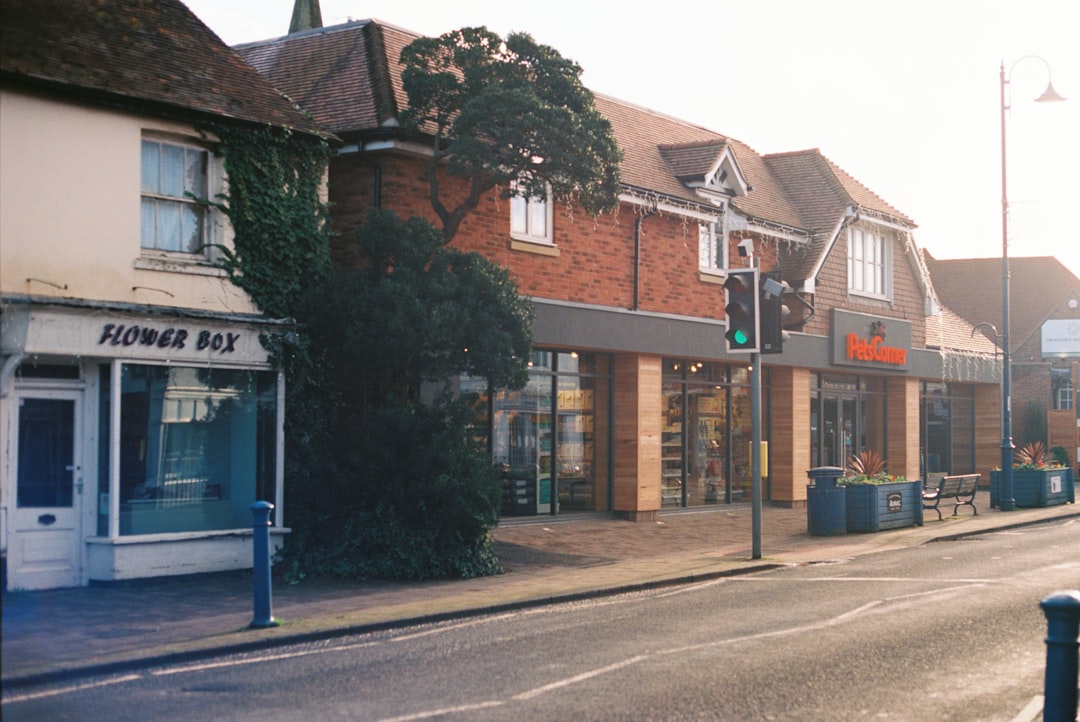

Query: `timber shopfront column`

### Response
(613, 353, 662, 520)
(769, 366, 812, 507)
(886, 376, 921, 482)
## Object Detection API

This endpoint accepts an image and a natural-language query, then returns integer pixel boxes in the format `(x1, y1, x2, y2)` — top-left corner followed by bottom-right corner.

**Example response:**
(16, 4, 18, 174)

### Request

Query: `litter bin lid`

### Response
(807, 466, 845, 478)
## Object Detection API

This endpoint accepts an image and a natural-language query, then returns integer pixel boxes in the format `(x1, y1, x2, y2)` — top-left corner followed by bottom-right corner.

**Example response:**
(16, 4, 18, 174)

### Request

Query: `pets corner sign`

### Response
(831, 309, 912, 371)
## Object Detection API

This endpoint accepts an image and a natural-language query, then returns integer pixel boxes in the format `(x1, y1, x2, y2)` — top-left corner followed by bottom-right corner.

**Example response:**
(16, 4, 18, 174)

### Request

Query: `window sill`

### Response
(847, 290, 892, 305)
(509, 238, 560, 257)
(698, 270, 727, 285)
(135, 254, 227, 277)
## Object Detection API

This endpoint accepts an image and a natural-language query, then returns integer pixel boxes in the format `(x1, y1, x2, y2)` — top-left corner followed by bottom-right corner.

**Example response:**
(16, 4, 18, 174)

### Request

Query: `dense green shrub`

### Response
(278, 400, 503, 581)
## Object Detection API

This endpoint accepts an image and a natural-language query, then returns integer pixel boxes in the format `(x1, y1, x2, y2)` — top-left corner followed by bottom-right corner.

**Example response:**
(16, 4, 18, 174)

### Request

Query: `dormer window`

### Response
(510, 180, 553, 245)
(848, 227, 890, 298)
(140, 138, 208, 254)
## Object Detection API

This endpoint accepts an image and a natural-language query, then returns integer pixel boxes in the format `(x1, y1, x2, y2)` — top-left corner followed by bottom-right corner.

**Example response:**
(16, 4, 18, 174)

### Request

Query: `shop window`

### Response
(510, 180, 553, 245)
(140, 138, 208, 254)
(662, 360, 753, 506)
(919, 381, 976, 476)
(848, 227, 889, 298)
(490, 350, 610, 515)
(112, 364, 277, 535)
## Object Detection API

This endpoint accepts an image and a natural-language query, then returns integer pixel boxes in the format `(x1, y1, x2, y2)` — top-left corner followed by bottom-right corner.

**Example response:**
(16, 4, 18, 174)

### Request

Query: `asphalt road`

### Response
(4, 517, 1078, 721)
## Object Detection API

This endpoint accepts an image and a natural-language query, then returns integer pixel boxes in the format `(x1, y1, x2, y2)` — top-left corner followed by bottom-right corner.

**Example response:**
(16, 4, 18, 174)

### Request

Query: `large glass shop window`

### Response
(920, 382, 976, 476)
(662, 360, 754, 507)
(101, 364, 278, 535)
(487, 351, 610, 516)
(810, 375, 887, 470)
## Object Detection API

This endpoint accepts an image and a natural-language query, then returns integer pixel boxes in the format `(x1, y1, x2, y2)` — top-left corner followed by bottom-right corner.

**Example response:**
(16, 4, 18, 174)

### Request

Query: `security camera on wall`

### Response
(737, 238, 754, 257)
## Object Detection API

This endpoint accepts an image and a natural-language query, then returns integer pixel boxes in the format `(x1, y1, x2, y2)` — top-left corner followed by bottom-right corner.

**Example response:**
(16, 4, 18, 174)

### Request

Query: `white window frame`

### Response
(140, 136, 212, 256)
(510, 181, 553, 245)
(848, 227, 890, 299)
(698, 221, 726, 274)
(1051, 368, 1073, 411)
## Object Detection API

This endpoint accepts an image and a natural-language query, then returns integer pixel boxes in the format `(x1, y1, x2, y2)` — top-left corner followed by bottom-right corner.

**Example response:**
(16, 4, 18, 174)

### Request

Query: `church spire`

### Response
(289, 0, 323, 34)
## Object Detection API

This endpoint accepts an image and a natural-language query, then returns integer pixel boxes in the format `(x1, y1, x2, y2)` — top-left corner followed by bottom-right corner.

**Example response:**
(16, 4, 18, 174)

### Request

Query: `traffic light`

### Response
(759, 271, 791, 355)
(724, 268, 759, 353)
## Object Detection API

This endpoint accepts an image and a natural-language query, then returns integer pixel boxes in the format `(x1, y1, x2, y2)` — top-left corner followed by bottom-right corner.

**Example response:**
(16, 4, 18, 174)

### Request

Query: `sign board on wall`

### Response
(2, 306, 274, 366)
(1042, 319, 1080, 358)
(830, 309, 912, 372)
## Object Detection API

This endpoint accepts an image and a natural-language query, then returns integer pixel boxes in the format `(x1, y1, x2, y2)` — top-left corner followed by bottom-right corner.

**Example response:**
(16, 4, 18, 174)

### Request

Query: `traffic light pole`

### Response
(751, 350, 762, 560)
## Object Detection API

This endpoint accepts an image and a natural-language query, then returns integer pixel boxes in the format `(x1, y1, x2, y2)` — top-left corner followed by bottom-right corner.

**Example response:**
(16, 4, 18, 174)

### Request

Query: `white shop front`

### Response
(1, 301, 287, 590)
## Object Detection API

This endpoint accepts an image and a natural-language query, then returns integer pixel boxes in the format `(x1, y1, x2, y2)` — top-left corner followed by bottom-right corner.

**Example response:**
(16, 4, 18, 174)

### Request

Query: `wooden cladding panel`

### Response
(769, 367, 811, 503)
(974, 384, 1002, 483)
(612, 353, 662, 513)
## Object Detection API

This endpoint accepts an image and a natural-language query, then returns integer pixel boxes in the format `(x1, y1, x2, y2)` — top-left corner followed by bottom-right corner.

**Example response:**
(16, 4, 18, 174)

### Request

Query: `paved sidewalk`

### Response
(3, 492, 1077, 687)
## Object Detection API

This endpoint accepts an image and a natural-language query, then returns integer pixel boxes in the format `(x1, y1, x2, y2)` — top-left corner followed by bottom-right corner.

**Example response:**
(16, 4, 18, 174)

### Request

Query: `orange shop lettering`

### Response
(845, 333, 907, 366)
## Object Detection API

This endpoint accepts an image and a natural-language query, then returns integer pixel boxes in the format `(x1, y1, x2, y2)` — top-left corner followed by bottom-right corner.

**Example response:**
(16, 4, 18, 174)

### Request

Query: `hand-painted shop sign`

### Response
(3, 307, 272, 366)
(831, 310, 912, 372)
(98, 323, 240, 354)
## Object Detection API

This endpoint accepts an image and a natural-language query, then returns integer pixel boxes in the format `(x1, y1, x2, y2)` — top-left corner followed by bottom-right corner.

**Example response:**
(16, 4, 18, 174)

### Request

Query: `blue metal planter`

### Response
(990, 468, 1075, 508)
(843, 479, 924, 532)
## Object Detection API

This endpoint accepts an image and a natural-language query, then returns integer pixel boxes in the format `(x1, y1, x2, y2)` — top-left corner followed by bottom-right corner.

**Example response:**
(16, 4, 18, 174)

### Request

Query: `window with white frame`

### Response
(1051, 367, 1073, 411)
(510, 181, 553, 244)
(848, 227, 889, 297)
(141, 138, 209, 254)
(698, 221, 725, 272)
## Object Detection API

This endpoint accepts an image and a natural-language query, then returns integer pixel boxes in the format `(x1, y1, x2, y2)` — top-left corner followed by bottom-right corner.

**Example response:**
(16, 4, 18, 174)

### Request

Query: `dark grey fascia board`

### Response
(530, 298, 1000, 384)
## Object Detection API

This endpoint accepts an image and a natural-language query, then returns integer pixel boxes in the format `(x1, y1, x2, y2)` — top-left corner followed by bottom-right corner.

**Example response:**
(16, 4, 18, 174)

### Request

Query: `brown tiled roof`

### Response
(239, 21, 809, 227)
(763, 150, 917, 282)
(925, 305, 1001, 354)
(238, 18, 924, 288)
(0, 0, 329, 138)
(923, 252, 1080, 353)
(658, 141, 728, 182)
(237, 20, 415, 137)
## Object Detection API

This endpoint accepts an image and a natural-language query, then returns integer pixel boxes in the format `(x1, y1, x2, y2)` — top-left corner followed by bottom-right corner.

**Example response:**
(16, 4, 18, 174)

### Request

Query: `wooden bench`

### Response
(922, 473, 980, 520)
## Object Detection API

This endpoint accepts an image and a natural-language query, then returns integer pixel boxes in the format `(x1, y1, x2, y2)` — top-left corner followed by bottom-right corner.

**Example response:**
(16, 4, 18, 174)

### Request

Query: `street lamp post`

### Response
(998, 56, 1065, 512)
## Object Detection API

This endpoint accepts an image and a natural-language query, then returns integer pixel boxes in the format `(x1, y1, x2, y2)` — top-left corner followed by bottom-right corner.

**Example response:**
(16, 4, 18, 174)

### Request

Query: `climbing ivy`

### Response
(201, 123, 334, 318)
(198, 122, 340, 539)
(198, 123, 518, 582)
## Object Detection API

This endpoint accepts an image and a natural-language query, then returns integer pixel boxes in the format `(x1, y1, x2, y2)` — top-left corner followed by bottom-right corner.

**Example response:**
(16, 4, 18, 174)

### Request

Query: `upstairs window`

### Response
(848, 227, 889, 298)
(1052, 367, 1073, 411)
(510, 181, 553, 244)
(698, 222, 724, 273)
(141, 139, 208, 254)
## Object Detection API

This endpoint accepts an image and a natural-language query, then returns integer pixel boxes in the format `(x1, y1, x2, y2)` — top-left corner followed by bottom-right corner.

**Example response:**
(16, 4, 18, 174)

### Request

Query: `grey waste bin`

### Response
(807, 466, 847, 536)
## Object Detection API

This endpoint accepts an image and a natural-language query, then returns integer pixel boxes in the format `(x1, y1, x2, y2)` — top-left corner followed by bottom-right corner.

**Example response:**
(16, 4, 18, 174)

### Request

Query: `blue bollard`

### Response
(249, 501, 279, 629)
(1040, 590, 1080, 722)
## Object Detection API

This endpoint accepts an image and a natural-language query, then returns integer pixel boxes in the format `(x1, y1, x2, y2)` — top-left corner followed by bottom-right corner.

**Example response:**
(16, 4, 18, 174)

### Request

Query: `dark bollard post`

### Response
(249, 501, 279, 629)
(1040, 590, 1080, 722)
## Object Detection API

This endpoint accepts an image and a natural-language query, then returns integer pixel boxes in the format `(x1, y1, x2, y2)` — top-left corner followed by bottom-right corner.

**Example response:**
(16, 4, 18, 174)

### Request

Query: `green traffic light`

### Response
(732, 329, 748, 345)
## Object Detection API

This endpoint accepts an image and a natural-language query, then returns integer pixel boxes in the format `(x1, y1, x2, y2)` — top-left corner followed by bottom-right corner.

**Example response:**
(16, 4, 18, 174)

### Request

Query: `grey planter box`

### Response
(843, 479, 924, 532)
(989, 468, 1075, 508)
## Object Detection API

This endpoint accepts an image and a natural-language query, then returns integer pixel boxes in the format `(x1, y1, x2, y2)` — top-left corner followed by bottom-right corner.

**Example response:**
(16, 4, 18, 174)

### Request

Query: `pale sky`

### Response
(184, 0, 1080, 279)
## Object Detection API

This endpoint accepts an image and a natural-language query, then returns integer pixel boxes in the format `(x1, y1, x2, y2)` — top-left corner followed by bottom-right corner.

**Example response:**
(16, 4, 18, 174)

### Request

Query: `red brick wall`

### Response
(328, 151, 790, 321)
(1008, 294, 1080, 446)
